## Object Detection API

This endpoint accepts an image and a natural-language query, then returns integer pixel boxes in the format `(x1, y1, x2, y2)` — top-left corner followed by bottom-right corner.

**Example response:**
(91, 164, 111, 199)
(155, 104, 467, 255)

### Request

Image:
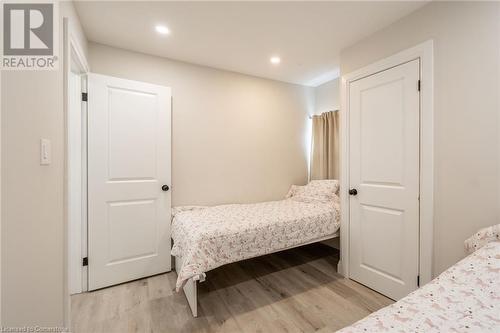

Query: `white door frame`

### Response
(63, 16, 90, 327)
(65, 23, 90, 294)
(339, 40, 434, 286)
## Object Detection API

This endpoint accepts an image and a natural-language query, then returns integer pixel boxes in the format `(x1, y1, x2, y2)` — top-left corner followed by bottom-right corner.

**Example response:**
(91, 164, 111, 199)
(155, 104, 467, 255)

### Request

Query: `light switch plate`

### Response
(40, 139, 51, 165)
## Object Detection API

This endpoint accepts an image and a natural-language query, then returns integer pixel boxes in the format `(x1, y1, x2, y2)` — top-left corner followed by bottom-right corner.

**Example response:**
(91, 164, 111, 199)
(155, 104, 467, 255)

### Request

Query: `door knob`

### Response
(349, 188, 358, 196)
(162, 185, 170, 192)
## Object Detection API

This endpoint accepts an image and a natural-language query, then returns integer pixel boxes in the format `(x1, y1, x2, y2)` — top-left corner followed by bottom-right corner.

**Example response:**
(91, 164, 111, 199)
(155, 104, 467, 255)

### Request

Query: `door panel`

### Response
(349, 60, 420, 300)
(108, 199, 157, 263)
(88, 73, 171, 290)
(360, 78, 405, 185)
(360, 205, 404, 281)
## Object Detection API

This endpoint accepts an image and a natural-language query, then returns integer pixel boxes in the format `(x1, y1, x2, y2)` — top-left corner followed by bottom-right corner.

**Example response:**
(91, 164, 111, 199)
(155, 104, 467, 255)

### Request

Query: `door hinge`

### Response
(82, 92, 88, 102)
(417, 80, 421, 92)
(417, 275, 420, 287)
(82, 257, 88, 266)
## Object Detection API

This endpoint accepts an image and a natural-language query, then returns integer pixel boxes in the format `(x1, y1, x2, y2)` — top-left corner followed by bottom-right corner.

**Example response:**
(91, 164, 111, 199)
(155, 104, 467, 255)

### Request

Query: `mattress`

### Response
(337, 240, 500, 332)
(171, 197, 340, 291)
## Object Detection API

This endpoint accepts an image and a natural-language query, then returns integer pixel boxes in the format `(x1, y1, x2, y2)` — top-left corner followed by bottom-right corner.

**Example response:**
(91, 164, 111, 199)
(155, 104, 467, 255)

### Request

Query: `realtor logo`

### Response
(2, 2, 58, 70)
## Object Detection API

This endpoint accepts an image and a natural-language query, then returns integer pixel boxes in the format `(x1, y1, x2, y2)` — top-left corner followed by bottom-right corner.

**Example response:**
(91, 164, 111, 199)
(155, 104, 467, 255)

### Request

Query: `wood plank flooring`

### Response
(71, 244, 392, 333)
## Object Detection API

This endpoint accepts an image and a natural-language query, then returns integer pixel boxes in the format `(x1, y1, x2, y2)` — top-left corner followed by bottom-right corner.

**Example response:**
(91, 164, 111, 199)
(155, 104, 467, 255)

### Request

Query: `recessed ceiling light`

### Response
(155, 25, 170, 35)
(270, 56, 281, 65)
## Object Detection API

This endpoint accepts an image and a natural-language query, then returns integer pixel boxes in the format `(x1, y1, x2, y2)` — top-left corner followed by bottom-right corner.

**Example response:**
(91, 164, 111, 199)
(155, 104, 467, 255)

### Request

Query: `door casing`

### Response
(339, 40, 434, 286)
(63, 16, 91, 327)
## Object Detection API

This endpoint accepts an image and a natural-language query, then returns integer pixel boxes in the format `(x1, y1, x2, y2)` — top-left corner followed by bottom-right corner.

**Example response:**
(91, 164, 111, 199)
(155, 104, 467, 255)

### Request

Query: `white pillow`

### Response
(285, 184, 304, 198)
(464, 224, 500, 254)
(308, 179, 339, 194)
(289, 180, 339, 203)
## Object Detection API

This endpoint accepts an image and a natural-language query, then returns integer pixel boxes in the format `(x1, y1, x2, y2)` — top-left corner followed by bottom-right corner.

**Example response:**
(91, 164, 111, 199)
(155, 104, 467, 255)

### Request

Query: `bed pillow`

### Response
(285, 184, 305, 198)
(464, 224, 500, 254)
(291, 179, 339, 203)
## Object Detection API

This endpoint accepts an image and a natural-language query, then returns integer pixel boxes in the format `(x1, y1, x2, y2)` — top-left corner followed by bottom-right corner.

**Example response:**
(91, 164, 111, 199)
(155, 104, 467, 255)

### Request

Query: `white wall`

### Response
(88, 43, 314, 206)
(314, 78, 340, 115)
(1, 1, 88, 326)
(340, 1, 500, 275)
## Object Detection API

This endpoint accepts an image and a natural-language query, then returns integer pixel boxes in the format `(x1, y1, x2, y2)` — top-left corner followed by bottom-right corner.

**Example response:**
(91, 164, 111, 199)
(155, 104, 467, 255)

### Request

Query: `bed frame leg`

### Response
(175, 255, 206, 317)
(337, 259, 344, 276)
(183, 277, 198, 317)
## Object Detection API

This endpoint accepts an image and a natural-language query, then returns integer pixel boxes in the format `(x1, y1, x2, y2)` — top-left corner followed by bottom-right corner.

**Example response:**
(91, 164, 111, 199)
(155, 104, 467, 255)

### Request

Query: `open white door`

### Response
(349, 59, 420, 300)
(88, 73, 171, 290)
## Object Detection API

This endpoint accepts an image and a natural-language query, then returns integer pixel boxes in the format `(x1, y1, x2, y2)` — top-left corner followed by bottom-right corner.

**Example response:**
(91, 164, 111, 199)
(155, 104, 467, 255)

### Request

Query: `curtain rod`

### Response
(309, 109, 339, 119)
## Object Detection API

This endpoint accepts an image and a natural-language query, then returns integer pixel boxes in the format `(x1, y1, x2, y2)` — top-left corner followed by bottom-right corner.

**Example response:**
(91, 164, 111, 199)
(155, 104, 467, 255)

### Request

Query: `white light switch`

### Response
(40, 139, 51, 165)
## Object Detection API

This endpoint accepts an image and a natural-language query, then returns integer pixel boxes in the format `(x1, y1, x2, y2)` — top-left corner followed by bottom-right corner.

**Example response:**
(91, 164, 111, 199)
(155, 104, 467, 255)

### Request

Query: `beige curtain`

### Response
(310, 111, 339, 180)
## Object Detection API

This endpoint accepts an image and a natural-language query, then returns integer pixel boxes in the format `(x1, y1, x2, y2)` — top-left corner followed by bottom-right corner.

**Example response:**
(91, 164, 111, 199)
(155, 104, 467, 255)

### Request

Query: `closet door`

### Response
(349, 59, 420, 300)
(87, 73, 171, 290)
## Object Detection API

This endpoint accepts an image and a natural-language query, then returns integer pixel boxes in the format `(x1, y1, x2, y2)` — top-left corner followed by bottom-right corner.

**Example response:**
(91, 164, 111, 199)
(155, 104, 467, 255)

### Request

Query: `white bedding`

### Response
(337, 236, 500, 332)
(171, 194, 340, 291)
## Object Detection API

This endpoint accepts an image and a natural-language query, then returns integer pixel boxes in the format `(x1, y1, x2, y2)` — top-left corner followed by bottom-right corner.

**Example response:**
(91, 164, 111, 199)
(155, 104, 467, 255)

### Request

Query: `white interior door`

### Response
(88, 73, 171, 290)
(349, 59, 420, 300)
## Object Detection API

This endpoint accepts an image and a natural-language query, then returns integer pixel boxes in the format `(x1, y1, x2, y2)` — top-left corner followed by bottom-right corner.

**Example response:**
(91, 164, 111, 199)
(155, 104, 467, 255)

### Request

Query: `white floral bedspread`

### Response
(171, 198, 340, 291)
(337, 241, 500, 333)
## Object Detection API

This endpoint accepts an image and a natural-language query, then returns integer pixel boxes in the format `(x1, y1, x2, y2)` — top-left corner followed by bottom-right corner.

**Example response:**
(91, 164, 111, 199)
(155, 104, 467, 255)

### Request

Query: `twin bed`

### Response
(171, 179, 341, 317)
(171, 179, 500, 332)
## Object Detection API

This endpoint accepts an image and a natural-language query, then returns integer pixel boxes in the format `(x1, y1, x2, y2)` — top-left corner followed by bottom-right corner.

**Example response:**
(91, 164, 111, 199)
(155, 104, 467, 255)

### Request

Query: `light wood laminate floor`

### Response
(71, 243, 393, 333)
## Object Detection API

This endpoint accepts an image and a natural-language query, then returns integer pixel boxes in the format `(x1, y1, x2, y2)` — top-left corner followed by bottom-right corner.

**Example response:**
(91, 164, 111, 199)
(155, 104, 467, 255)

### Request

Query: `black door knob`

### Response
(162, 185, 170, 192)
(349, 188, 358, 196)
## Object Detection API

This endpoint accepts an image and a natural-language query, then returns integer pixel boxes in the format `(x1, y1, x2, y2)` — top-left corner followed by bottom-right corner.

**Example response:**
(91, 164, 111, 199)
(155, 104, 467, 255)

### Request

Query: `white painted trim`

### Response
(69, 33, 90, 74)
(67, 30, 89, 294)
(66, 34, 89, 293)
(64, 17, 89, 329)
(63, 17, 70, 329)
(80, 74, 88, 293)
(68, 71, 83, 296)
(339, 40, 434, 286)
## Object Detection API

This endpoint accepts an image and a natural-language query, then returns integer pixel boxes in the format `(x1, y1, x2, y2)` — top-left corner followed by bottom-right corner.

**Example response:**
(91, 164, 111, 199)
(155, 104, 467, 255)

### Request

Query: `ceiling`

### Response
(74, 1, 427, 87)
